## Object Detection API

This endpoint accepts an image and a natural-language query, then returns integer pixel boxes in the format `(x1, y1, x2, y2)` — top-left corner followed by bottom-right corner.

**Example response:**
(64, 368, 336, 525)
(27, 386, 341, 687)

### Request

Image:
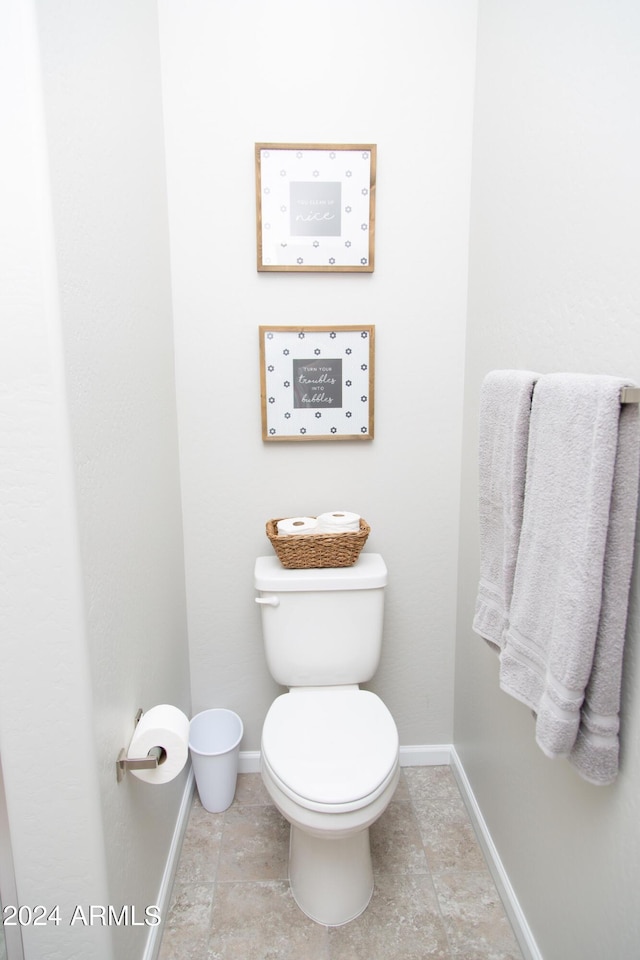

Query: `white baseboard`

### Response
(238, 745, 455, 772)
(143, 768, 195, 960)
(240, 744, 454, 771)
(239, 749, 261, 774)
(399, 743, 453, 766)
(449, 746, 542, 960)
(147, 747, 540, 960)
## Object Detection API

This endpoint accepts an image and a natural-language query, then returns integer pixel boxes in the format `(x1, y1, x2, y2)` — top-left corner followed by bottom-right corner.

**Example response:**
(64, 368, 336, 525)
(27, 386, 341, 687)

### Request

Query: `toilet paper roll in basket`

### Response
(277, 516, 319, 536)
(127, 704, 189, 784)
(316, 511, 361, 533)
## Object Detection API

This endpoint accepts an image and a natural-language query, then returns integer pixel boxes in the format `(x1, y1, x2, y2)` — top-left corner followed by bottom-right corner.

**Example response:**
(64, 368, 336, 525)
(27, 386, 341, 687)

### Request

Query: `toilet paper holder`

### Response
(116, 708, 167, 783)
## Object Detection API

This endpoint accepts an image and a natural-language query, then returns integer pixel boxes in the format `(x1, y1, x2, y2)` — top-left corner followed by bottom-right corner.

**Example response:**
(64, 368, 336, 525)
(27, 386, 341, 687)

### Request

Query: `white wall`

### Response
(456, 2, 640, 958)
(159, 0, 478, 750)
(1, 2, 190, 958)
(1, 7, 111, 957)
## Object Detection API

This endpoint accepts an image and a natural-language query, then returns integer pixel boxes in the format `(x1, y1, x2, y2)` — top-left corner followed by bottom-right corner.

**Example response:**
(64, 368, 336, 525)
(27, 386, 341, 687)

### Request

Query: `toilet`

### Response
(254, 553, 400, 926)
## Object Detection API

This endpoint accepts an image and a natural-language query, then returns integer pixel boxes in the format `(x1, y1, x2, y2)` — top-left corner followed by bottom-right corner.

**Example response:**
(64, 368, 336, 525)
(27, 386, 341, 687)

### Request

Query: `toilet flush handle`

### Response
(255, 595, 280, 607)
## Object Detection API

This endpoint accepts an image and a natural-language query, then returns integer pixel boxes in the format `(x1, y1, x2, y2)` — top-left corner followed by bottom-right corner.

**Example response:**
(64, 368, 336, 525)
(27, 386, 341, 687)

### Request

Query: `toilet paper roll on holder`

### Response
(116, 708, 167, 783)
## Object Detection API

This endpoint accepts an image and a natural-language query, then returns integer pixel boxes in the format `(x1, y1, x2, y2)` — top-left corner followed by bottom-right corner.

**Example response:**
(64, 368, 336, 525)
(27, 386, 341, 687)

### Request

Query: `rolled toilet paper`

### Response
(126, 704, 189, 784)
(316, 511, 361, 533)
(277, 516, 319, 536)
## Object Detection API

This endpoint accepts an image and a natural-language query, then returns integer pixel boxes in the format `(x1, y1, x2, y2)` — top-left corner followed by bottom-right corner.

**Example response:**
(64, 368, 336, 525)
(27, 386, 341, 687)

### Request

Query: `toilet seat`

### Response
(261, 688, 399, 810)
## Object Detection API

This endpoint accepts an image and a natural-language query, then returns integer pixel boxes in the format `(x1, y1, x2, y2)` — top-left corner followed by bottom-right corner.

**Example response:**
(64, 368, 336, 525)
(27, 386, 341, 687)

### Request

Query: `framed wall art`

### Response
(259, 326, 375, 441)
(255, 144, 376, 273)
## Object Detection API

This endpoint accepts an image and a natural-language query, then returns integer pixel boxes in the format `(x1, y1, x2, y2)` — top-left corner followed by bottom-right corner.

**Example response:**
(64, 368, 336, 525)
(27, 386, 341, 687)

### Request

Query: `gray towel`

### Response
(473, 370, 539, 650)
(499, 373, 640, 784)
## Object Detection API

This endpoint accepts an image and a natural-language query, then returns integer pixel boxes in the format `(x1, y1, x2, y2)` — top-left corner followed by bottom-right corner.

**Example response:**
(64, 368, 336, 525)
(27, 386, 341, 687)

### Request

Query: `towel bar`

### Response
(620, 387, 640, 404)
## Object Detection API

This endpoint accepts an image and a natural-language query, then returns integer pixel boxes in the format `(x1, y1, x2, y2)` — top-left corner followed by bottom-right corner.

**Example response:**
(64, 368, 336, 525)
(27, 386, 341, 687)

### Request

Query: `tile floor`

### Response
(158, 767, 525, 960)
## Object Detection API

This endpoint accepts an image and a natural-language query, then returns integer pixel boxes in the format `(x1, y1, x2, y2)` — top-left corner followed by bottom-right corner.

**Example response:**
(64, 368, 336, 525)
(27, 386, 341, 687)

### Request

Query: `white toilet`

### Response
(254, 553, 400, 926)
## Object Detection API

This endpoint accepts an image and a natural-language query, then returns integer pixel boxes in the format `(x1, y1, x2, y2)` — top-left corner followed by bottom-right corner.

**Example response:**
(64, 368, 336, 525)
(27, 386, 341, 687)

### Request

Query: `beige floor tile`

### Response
(412, 795, 488, 874)
(207, 880, 329, 960)
(159, 923, 211, 960)
(432, 870, 524, 960)
(217, 803, 290, 882)
(234, 771, 272, 805)
(157, 770, 525, 960)
(327, 873, 450, 960)
(158, 881, 214, 960)
(403, 764, 461, 801)
(175, 798, 225, 883)
(370, 799, 430, 876)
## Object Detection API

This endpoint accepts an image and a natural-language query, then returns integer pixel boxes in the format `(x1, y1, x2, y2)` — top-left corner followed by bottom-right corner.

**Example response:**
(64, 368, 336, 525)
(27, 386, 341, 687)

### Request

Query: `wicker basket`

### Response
(266, 517, 370, 569)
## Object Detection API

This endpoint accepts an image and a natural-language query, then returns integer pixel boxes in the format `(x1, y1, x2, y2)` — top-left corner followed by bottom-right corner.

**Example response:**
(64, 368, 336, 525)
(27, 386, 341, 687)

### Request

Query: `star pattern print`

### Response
(262, 328, 372, 439)
(259, 148, 373, 269)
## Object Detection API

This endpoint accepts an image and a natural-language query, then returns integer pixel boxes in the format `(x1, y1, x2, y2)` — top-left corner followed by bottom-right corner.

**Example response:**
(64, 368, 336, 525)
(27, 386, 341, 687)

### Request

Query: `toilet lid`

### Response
(262, 689, 399, 806)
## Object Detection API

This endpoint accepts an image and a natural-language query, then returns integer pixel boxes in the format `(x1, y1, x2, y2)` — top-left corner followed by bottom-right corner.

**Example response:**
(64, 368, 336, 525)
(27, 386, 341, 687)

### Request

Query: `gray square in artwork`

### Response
(289, 181, 342, 237)
(292, 359, 343, 408)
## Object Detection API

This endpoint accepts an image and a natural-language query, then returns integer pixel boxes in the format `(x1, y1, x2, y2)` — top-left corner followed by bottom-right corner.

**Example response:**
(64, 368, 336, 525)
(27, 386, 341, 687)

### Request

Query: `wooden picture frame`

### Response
(255, 144, 376, 272)
(259, 326, 375, 441)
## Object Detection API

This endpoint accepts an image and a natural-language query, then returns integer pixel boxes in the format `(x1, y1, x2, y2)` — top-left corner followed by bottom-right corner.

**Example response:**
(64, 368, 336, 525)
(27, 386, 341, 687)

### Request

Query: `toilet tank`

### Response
(254, 553, 387, 687)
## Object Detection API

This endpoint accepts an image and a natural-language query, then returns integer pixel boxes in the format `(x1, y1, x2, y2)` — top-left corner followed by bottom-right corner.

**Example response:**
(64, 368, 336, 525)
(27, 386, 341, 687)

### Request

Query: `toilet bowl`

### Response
(261, 685, 399, 925)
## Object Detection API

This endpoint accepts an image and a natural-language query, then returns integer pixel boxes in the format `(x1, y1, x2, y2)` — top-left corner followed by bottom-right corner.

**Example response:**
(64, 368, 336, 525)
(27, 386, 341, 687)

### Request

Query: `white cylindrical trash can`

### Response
(189, 708, 243, 812)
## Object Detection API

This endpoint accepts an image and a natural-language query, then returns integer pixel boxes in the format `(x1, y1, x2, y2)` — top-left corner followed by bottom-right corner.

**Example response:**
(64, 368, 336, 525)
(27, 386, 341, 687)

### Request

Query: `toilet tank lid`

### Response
(254, 553, 387, 591)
